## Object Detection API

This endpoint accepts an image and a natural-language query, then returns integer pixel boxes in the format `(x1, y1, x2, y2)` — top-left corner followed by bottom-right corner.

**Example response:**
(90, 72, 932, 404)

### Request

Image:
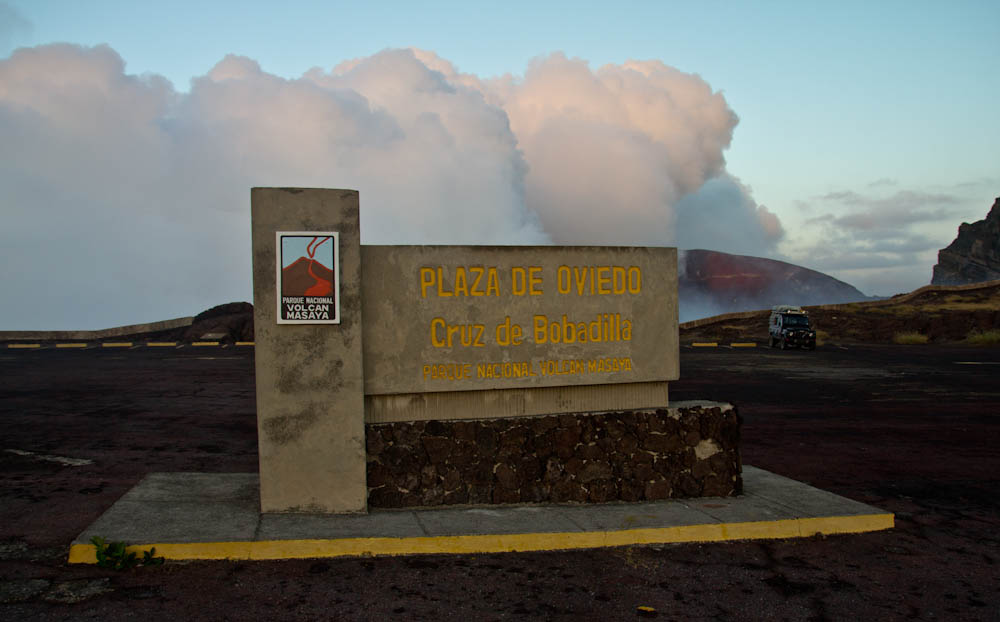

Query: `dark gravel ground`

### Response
(1, 344, 998, 621)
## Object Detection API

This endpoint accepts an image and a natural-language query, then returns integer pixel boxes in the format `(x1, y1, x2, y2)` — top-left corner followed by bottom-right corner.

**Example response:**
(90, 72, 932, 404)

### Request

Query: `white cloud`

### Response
(784, 187, 991, 295)
(480, 53, 742, 246)
(674, 174, 784, 254)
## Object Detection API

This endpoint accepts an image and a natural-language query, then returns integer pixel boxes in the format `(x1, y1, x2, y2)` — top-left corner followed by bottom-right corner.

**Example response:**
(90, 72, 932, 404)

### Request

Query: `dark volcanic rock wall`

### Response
(932, 197, 1000, 286)
(365, 404, 741, 509)
(178, 302, 254, 342)
(679, 249, 870, 321)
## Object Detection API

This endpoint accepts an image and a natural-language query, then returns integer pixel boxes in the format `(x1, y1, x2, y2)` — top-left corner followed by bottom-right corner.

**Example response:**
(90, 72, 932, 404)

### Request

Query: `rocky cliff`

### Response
(177, 302, 254, 342)
(932, 197, 1000, 285)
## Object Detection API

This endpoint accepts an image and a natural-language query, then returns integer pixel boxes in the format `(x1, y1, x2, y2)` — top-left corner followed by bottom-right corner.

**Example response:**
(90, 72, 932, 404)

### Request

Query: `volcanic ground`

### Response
(1, 341, 997, 619)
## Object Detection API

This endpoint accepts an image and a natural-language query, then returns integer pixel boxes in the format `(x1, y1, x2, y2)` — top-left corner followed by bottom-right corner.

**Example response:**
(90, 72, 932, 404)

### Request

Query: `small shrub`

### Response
(815, 330, 830, 346)
(91, 536, 163, 569)
(965, 329, 1000, 345)
(892, 332, 929, 344)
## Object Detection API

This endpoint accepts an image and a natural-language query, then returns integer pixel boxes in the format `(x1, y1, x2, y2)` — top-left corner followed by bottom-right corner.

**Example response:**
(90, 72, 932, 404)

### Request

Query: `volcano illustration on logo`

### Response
(276, 231, 340, 324)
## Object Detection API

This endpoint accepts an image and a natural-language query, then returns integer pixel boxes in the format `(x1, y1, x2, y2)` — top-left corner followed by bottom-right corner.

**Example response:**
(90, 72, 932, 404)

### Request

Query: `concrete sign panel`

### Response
(253, 190, 366, 513)
(361, 245, 678, 395)
(276, 232, 340, 324)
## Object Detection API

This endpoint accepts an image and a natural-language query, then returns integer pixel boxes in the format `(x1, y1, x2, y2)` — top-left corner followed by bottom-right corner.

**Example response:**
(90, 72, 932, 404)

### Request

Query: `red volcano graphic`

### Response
(282, 257, 335, 297)
(282, 236, 336, 299)
(305, 258, 333, 296)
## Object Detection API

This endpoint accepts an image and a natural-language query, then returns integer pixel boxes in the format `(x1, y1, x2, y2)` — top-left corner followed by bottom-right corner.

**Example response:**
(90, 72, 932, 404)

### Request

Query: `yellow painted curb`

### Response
(235, 341, 255, 346)
(691, 342, 717, 347)
(102, 342, 132, 348)
(8, 343, 41, 349)
(147, 342, 177, 347)
(192, 341, 220, 346)
(68, 513, 894, 564)
(56, 343, 88, 348)
(730, 342, 757, 348)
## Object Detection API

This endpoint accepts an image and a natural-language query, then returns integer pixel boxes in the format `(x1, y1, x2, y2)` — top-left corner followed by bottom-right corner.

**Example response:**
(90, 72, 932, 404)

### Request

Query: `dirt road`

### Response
(1, 344, 997, 620)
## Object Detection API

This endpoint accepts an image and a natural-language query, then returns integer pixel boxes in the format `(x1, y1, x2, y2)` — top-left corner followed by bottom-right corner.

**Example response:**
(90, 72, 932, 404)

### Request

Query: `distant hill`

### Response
(679, 249, 871, 322)
(680, 279, 1000, 344)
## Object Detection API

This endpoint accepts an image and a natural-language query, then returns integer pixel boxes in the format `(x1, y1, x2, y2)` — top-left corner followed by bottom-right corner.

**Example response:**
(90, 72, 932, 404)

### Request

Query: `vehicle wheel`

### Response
(769, 336, 776, 348)
(779, 337, 786, 350)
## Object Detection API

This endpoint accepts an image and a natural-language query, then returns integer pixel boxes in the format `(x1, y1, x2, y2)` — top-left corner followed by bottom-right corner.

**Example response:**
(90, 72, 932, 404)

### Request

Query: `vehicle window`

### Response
(782, 315, 809, 327)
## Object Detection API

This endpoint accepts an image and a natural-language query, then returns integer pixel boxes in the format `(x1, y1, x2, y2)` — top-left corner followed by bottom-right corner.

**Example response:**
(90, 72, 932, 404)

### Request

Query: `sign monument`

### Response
(252, 188, 678, 513)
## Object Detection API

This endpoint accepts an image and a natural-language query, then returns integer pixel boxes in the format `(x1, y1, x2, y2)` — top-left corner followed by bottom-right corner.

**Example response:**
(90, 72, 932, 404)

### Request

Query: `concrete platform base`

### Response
(68, 466, 892, 563)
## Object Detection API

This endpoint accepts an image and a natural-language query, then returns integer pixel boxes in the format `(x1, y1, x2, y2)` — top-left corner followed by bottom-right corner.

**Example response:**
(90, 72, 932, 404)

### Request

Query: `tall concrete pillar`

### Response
(251, 188, 366, 513)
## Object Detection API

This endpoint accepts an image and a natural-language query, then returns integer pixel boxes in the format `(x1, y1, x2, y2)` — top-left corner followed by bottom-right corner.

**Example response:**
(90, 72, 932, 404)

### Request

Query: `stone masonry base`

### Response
(366, 402, 741, 508)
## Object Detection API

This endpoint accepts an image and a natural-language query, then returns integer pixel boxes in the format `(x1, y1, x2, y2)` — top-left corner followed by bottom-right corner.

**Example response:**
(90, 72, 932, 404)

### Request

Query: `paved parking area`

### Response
(1, 345, 998, 619)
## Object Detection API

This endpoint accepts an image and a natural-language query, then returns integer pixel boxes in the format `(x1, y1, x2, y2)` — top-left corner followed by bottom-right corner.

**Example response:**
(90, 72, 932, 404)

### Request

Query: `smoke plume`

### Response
(0, 44, 781, 329)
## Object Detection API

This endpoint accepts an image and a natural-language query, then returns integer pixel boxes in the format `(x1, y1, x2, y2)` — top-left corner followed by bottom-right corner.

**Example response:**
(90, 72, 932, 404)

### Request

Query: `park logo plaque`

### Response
(275, 231, 340, 324)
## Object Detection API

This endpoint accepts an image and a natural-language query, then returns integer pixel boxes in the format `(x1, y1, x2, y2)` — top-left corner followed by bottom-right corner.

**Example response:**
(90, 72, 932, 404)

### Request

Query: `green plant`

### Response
(142, 548, 165, 566)
(892, 331, 929, 344)
(91, 536, 164, 569)
(965, 329, 1000, 345)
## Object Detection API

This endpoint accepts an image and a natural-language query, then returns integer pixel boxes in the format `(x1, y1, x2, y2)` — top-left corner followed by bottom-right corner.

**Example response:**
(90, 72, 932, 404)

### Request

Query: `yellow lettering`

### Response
(420, 267, 435, 298)
(528, 266, 543, 295)
(422, 363, 475, 381)
(436, 267, 452, 297)
(486, 268, 500, 296)
(495, 316, 523, 346)
(628, 266, 641, 293)
(533, 315, 548, 344)
(470, 266, 484, 296)
(430, 317, 446, 347)
(597, 266, 611, 294)
(557, 266, 570, 294)
(431, 319, 487, 348)
(511, 267, 526, 295)
(423, 265, 506, 297)
(589, 316, 601, 341)
(447, 324, 461, 347)
(574, 267, 586, 295)
(560, 315, 576, 344)
(555, 265, 642, 296)
(459, 323, 473, 347)
(613, 266, 626, 294)
(454, 267, 468, 297)
(548, 318, 562, 343)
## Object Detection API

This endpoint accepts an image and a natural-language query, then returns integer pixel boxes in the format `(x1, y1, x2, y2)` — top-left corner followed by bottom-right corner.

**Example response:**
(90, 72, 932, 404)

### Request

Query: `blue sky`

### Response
(1, 0, 998, 328)
(281, 235, 335, 269)
(8, 1, 995, 186)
